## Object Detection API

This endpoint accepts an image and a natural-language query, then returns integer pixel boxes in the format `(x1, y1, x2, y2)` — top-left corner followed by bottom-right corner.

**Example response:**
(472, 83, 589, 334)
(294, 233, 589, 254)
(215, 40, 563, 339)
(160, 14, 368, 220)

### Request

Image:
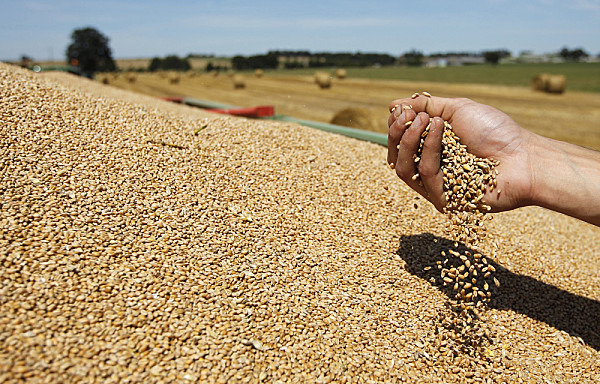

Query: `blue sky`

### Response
(2, 0, 599, 61)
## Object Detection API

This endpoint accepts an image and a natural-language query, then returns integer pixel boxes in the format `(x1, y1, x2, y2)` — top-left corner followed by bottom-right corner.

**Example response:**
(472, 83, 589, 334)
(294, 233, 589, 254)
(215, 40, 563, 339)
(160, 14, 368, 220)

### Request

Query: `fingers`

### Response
(394, 112, 430, 196)
(418, 117, 446, 211)
(389, 110, 446, 212)
(389, 99, 409, 113)
(390, 95, 460, 122)
(387, 107, 417, 166)
(388, 93, 460, 211)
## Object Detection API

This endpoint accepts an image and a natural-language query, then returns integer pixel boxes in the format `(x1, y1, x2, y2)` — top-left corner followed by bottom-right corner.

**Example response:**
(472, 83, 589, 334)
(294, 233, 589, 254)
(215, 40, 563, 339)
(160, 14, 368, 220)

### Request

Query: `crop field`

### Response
(273, 63, 600, 93)
(102, 67, 600, 150)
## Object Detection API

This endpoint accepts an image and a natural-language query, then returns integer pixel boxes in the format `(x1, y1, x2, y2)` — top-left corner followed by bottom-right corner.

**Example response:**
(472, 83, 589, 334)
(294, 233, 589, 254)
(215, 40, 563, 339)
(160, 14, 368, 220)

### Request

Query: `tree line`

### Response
(148, 56, 191, 71)
(61, 27, 595, 77)
(231, 51, 397, 70)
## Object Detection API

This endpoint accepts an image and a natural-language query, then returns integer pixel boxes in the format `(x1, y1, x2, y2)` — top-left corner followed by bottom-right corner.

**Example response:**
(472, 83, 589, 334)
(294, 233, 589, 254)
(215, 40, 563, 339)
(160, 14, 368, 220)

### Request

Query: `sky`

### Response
(1, 0, 600, 62)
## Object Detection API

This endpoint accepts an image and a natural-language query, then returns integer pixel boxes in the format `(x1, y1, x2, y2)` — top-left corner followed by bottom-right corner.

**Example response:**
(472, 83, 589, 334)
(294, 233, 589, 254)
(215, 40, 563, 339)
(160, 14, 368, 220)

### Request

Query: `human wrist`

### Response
(496, 129, 542, 210)
(523, 133, 553, 208)
(526, 134, 600, 225)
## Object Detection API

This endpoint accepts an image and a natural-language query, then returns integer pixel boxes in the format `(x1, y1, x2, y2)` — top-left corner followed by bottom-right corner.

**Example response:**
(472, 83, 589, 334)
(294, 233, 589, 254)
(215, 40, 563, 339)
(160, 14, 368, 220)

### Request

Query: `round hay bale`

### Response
(335, 68, 347, 79)
(97, 75, 110, 85)
(545, 74, 566, 94)
(126, 72, 137, 83)
(254, 69, 264, 78)
(531, 73, 550, 92)
(330, 107, 386, 133)
(168, 72, 180, 84)
(210, 70, 219, 77)
(232, 74, 246, 89)
(532, 73, 566, 94)
(314, 72, 332, 89)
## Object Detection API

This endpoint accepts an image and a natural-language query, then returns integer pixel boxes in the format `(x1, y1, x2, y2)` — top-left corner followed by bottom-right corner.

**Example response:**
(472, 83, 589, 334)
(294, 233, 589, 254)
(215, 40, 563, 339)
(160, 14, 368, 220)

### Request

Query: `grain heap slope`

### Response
(1, 62, 599, 383)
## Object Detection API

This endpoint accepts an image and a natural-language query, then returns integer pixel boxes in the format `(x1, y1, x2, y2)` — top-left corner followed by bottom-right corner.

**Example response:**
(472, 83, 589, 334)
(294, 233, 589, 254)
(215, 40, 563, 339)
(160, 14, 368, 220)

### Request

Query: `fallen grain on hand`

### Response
(406, 100, 500, 314)
(1, 63, 600, 383)
(413, 123, 501, 352)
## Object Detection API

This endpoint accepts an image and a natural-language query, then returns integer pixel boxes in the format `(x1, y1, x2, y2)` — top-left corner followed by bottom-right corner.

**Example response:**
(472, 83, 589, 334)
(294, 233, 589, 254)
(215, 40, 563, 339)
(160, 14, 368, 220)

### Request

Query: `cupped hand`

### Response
(387, 95, 536, 213)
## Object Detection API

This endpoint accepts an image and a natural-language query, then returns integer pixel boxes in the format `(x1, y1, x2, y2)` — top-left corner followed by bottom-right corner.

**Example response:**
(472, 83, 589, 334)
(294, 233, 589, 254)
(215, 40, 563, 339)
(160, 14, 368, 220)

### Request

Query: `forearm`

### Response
(528, 135, 600, 226)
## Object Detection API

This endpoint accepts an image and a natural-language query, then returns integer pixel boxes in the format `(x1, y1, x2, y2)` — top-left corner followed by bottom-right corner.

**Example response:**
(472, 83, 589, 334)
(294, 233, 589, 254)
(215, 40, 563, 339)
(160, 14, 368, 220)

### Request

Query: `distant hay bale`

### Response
(97, 75, 110, 85)
(532, 73, 566, 94)
(330, 107, 385, 133)
(546, 75, 566, 94)
(126, 72, 137, 83)
(314, 72, 332, 89)
(254, 69, 264, 78)
(168, 72, 180, 84)
(335, 68, 347, 79)
(210, 70, 219, 77)
(531, 74, 550, 91)
(232, 74, 246, 89)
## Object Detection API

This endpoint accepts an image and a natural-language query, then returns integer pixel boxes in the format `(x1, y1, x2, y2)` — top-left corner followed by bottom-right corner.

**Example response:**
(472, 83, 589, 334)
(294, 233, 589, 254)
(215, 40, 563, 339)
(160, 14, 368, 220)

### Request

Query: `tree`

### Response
(148, 55, 191, 72)
(66, 27, 115, 77)
(559, 47, 589, 61)
(401, 50, 424, 66)
(149, 57, 162, 72)
(20, 55, 33, 68)
(231, 53, 279, 70)
(483, 49, 511, 65)
(162, 55, 191, 71)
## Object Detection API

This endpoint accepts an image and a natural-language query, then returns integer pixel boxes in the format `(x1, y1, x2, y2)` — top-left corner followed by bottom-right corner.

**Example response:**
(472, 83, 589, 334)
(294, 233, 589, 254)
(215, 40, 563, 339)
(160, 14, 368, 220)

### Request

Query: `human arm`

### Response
(387, 95, 600, 227)
(525, 134, 600, 226)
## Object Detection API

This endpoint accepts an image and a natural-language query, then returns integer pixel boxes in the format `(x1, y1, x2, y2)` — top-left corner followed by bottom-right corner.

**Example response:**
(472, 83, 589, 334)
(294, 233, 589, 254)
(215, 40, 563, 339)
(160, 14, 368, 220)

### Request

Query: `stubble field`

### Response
(102, 69, 600, 150)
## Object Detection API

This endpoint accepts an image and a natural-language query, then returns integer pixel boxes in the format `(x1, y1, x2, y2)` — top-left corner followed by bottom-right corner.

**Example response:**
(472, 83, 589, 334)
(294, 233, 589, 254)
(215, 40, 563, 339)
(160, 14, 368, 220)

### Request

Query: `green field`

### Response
(270, 62, 600, 93)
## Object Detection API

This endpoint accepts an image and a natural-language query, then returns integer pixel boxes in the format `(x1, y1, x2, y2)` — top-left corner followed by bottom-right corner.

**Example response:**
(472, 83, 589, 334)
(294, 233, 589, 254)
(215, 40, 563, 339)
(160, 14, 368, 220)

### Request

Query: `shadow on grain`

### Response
(396, 233, 600, 351)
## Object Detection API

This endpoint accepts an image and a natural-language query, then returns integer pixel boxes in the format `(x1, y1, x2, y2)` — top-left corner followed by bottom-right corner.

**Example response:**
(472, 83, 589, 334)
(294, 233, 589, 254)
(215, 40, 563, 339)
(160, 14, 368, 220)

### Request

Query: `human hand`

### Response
(387, 95, 535, 213)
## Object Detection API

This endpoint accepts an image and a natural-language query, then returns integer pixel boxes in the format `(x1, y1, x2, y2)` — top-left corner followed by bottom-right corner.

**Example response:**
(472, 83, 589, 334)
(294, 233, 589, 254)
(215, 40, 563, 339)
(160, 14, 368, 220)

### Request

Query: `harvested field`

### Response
(102, 70, 600, 151)
(1, 62, 600, 383)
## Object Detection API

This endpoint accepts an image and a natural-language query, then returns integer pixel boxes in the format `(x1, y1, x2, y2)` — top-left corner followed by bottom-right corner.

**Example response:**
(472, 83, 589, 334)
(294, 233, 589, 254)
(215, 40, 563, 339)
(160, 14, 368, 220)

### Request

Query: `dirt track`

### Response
(104, 71, 600, 150)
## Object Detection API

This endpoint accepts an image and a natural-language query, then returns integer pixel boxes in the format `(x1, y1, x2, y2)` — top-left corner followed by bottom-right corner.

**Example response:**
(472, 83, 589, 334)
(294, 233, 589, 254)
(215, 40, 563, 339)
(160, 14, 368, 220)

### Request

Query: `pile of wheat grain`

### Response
(1, 62, 599, 383)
